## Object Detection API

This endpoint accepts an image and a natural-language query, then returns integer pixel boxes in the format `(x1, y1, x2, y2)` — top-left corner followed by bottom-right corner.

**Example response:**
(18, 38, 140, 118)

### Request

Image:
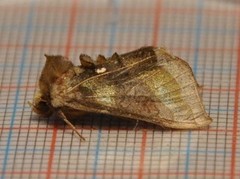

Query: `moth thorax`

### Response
(32, 91, 53, 117)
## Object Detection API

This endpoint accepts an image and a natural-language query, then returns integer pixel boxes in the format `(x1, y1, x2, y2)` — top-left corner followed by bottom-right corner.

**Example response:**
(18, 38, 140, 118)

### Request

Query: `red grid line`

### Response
(64, 0, 77, 57)
(0, 85, 36, 89)
(0, 1, 238, 178)
(2, 170, 240, 177)
(1, 6, 239, 16)
(230, 18, 240, 179)
(0, 43, 239, 53)
(138, 1, 161, 177)
(46, 0, 78, 178)
(152, 0, 161, 47)
(0, 126, 238, 134)
(46, 126, 57, 179)
(138, 130, 147, 179)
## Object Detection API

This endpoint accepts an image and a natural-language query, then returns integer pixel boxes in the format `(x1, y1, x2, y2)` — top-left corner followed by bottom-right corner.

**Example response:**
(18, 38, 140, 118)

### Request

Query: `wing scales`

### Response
(54, 47, 212, 129)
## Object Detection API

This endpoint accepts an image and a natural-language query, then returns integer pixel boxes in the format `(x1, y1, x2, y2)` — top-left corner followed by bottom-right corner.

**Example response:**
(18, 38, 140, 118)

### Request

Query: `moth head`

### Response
(31, 55, 74, 116)
(31, 91, 53, 117)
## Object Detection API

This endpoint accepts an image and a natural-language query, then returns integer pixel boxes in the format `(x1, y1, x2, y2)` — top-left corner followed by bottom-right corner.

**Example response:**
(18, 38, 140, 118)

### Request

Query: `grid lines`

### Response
(0, 0, 239, 179)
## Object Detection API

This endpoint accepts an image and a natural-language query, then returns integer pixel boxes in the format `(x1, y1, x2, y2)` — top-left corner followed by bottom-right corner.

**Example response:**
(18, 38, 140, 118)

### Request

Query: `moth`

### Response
(31, 46, 212, 141)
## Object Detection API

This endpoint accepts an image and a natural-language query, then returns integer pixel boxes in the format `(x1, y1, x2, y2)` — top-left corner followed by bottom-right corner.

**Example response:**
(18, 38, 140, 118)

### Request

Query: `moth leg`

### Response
(133, 120, 139, 130)
(57, 110, 86, 141)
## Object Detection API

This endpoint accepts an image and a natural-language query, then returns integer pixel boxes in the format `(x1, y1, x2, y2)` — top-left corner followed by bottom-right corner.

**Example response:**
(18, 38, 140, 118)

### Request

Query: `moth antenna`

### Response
(57, 110, 86, 141)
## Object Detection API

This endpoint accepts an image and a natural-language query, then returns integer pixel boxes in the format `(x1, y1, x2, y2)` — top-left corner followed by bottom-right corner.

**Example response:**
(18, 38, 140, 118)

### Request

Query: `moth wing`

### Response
(53, 49, 212, 129)
(62, 49, 212, 129)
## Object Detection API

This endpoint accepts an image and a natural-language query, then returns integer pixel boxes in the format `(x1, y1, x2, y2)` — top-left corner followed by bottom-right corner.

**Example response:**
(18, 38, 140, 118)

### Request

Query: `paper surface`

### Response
(0, 0, 239, 178)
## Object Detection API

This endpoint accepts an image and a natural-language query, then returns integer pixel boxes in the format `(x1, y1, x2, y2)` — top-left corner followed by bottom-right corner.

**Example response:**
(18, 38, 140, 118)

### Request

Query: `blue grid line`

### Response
(92, 129, 102, 179)
(106, 0, 118, 56)
(0, 1, 238, 178)
(92, 1, 119, 178)
(0, 2, 34, 179)
(184, 0, 204, 179)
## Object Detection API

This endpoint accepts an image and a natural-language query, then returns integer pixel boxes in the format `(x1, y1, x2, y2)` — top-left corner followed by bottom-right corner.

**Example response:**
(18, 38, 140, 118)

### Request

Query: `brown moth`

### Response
(31, 46, 212, 141)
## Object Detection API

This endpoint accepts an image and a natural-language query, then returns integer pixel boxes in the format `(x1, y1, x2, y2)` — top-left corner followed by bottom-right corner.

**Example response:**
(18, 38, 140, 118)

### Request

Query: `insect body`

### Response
(31, 47, 212, 140)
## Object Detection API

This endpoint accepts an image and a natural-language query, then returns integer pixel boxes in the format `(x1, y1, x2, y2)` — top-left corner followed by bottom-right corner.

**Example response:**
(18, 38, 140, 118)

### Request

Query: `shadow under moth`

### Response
(31, 46, 212, 141)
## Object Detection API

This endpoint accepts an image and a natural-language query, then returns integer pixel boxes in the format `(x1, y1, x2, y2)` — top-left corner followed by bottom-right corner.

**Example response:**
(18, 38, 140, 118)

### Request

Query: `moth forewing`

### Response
(32, 46, 212, 140)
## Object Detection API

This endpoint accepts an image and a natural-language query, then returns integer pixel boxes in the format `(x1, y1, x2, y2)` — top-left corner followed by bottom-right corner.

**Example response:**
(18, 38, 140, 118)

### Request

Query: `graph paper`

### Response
(0, 0, 239, 178)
